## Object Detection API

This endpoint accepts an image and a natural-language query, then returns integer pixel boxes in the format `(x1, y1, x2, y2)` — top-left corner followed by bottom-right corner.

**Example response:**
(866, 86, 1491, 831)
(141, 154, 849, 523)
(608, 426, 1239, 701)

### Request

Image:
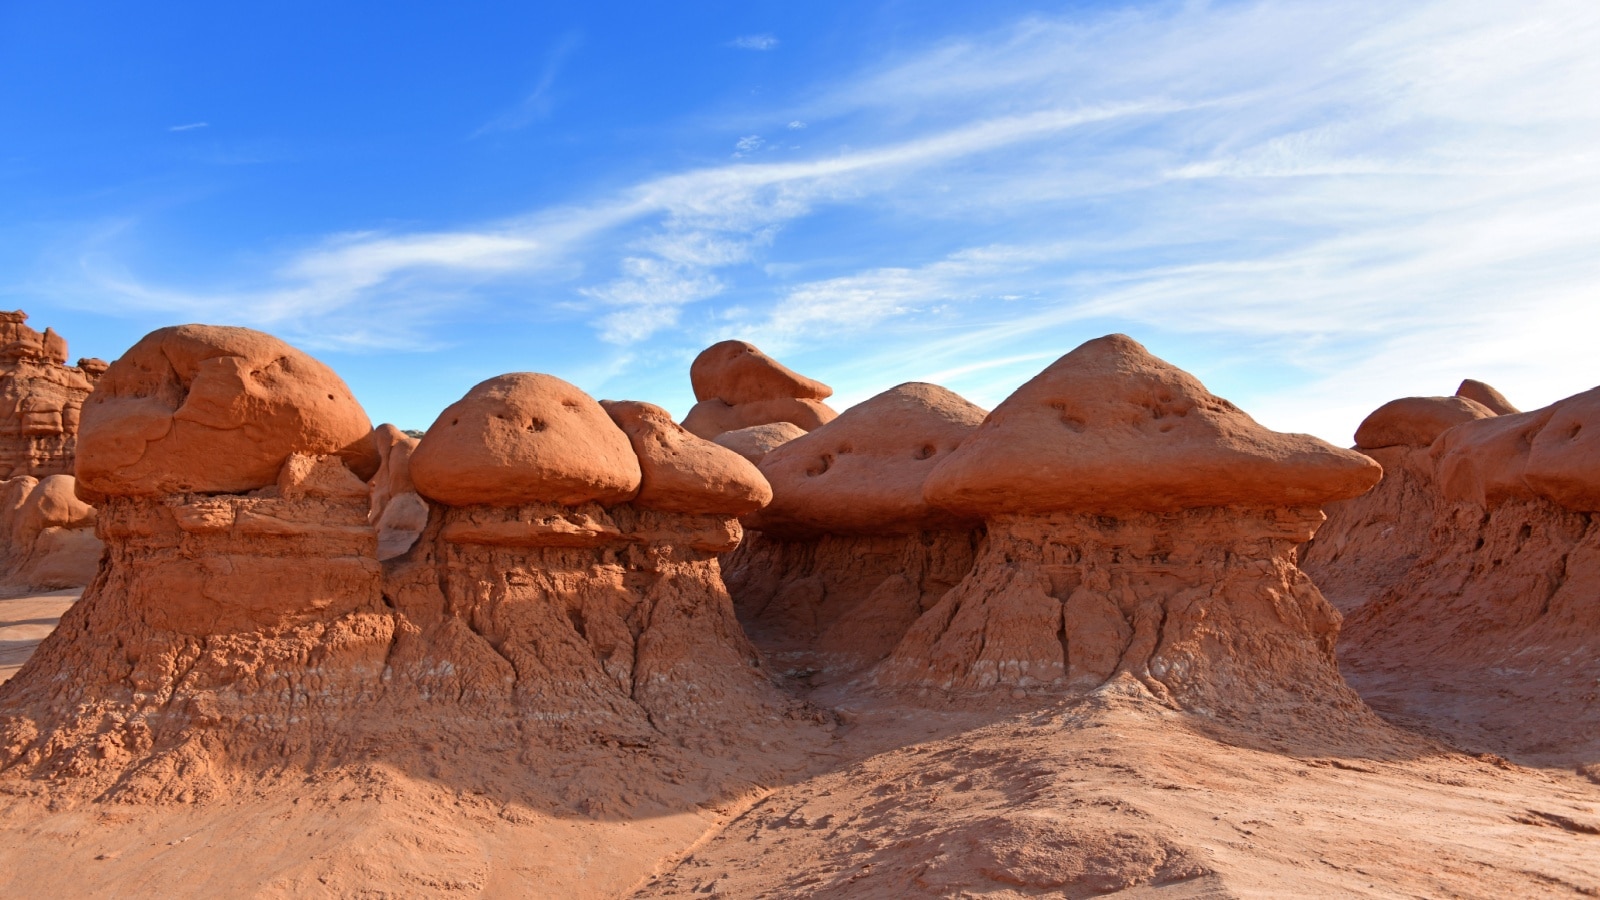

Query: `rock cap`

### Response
(410, 372, 640, 507)
(1354, 396, 1495, 450)
(690, 340, 833, 405)
(601, 399, 772, 516)
(753, 382, 987, 534)
(76, 325, 378, 497)
(923, 334, 1382, 516)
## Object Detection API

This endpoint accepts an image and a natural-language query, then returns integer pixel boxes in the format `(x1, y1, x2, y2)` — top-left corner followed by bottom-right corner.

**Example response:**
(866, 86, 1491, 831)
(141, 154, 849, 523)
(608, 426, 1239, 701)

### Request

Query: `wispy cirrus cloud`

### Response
(728, 34, 778, 51)
(472, 31, 582, 137)
(167, 122, 208, 132)
(62, 0, 1600, 439)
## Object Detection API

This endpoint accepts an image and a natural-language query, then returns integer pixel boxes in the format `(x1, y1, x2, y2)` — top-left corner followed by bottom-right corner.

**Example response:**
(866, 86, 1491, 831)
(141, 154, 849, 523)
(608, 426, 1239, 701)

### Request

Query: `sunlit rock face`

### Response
(0, 310, 105, 481)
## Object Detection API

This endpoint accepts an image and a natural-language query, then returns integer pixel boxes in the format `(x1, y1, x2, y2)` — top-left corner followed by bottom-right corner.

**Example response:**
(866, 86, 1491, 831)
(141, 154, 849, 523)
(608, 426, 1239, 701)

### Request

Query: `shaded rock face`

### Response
(396, 502, 778, 742)
(0, 474, 101, 590)
(875, 336, 1378, 719)
(876, 508, 1366, 722)
(724, 383, 989, 681)
(367, 424, 427, 562)
(681, 341, 839, 440)
(75, 325, 377, 498)
(0, 311, 104, 480)
(724, 528, 982, 682)
(1305, 380, 1600, 758)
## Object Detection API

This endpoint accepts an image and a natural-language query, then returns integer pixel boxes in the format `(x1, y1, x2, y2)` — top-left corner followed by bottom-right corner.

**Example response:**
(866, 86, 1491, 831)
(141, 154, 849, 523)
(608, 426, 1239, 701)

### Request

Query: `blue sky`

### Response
(3, 0, 1597, 441)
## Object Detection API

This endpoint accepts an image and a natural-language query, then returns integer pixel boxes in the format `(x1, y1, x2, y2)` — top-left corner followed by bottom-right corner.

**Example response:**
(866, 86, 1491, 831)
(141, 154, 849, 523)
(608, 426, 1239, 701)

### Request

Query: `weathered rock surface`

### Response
(1, 350, 806, 807)
(680, 341, 839, 440)
(1306, 382, 1600, 758)
(0, 311, 103, 480)
(1456, 378, 1519, 415)
(725, 528, 982, 681)
(1354, 395, 1495, 450)
(367, 423, 427, 562)
(877, 335, 1377, 720)
(924, 334, 1381, 515)
(690, 340, 832, 406)
(712, 421, 807, 465)
(0, 474, 101, 590)
(410, 373, 640, 507)
(750, 383, 987, 535)
(75, 325, 377, 497)
(601, 400, 771, 516)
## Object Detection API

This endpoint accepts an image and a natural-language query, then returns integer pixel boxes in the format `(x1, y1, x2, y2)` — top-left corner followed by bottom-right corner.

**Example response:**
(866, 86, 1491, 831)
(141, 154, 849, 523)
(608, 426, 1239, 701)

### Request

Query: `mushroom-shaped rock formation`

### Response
(367, 423, 428, 561)
(1305, 382, 1600, 758)
(1353, 396, 1495, 450)
(876, 335, 1381, 724)
(380, 372, 795, 770)
(680, 341, 839, 440)
(409, 373, 640, 507)
(0, 311, 104, 480)
(713, 421, 807, 465)
(600, 400, 771, 516)
(75, 325, 378, 497)
(723, 383, 989, 682)
(0, 327, 392, 798)
(924, 335, 1380, 516)
(0, 473, 101, 589)
(1456, 378, 1519, 415)
(0, 351, 817, 809)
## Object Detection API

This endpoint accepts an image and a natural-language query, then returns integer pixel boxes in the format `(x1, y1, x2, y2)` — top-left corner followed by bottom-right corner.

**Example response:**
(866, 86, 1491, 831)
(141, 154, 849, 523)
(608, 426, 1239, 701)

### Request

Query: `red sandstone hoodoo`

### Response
(724, 382, 989, 681)
(876, 335, 1382, 723)
(0, 328, 802, 808)
(1305, 378, 1600, 759)
(681, 341, 838, 440)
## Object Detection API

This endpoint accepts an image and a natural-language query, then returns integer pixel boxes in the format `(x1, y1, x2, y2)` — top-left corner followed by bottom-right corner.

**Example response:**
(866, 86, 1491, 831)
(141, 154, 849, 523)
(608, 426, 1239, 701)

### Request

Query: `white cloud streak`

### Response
(70, 0, 1600, 441)
(729, 34, 778, 51)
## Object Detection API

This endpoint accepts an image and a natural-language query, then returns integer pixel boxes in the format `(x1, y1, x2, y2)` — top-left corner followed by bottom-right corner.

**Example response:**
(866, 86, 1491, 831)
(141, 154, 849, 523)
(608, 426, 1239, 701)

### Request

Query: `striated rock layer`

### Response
(725, 528, 982, 682)
(877, 508, 1368, 724)
(0, 311, 104, 481)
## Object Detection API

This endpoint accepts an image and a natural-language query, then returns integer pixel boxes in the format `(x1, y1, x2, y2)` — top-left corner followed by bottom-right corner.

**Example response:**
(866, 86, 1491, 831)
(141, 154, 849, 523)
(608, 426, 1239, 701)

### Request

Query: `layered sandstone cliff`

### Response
(0, 311, 105, 481)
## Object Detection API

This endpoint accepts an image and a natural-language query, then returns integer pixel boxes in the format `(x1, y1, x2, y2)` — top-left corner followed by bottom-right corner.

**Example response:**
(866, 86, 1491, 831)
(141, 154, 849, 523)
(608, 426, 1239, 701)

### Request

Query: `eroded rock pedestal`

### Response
(878, 508, 1363, 720)
(726, 382, 987, 681)
(877, 335, 1380, 724)
(1308, 381, 1600, 759)
(0, 334, 806, 810)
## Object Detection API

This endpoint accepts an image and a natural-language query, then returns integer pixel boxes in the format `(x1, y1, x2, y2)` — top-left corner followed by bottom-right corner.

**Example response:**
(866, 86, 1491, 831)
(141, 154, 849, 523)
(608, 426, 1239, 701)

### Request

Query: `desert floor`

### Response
(1, 592, 1596, 899)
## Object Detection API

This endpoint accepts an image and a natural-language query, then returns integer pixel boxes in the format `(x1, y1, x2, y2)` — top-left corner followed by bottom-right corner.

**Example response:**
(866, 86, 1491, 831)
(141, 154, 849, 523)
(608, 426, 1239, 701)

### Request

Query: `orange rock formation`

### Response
(726, 383, 989, 681)
(1306, 380, 1600, 758)
(0, 311, 104, 481)
(680, 341, 838, 439)
(877, 335, 1381, 723)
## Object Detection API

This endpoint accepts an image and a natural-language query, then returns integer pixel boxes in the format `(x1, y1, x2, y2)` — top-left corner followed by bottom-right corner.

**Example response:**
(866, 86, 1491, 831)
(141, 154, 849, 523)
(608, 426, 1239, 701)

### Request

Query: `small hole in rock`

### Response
(914, 444, 936, 460)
